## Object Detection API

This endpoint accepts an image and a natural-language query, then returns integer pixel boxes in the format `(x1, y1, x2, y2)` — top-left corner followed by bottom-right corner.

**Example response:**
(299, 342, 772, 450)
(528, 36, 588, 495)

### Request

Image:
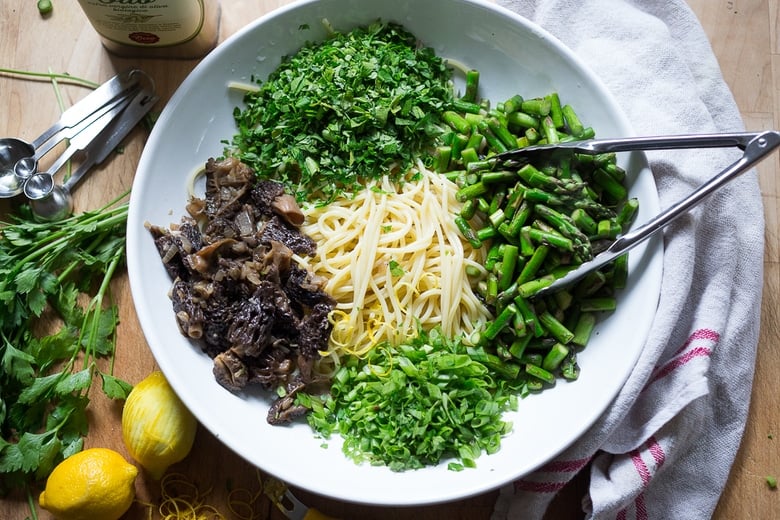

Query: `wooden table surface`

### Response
(1, 1, 777, 518)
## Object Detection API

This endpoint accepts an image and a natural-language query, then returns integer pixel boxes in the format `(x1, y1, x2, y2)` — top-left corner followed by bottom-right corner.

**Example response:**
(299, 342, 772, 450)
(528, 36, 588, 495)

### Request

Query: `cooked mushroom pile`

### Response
(147, 157, 335, 424)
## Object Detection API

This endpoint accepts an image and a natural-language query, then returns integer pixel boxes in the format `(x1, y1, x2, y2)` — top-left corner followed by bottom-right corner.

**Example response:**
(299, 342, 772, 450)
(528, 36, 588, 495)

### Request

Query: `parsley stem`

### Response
(49, 66, 74, 179)
(25, 484, 39, 520)
(0, 67, 100, 89)
(9, 205, 127, 273)
(80, 243, 124, 371)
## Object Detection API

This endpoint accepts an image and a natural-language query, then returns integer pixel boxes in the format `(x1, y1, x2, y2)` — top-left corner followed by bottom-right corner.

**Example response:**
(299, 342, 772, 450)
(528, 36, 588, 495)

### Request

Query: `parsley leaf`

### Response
(100, 373, 133, 400)
(388, 260, 404, 277)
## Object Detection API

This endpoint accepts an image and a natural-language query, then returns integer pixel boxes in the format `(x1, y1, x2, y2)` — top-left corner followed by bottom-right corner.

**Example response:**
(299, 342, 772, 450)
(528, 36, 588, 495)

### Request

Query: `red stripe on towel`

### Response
(623, 439, 665, 519)
(649, 345, 711, 385)
(647, 436, 666, 468)
(635, 492, 648, 520)
(648, 328, 718, 386)
(513, 457, 592, 493)
(673, 328, 720, 356)
(631, 449, 652, 486)
(631, 438, 666, 486)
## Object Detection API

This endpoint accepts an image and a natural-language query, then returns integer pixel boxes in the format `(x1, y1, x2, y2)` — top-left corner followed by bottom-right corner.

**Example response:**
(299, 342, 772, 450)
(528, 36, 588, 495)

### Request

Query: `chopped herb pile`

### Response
(228, 20, 455, 204)
(0, 199, 132, 493)
(300, 327, 525, 471)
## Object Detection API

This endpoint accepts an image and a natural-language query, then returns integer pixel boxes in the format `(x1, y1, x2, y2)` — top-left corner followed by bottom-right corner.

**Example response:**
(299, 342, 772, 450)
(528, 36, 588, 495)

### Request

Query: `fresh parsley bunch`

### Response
(0, 199, 132, 493)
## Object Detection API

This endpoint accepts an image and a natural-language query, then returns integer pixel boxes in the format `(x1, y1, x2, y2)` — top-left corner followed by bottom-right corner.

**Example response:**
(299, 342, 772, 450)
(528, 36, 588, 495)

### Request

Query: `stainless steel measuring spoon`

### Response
(13, 91, 137, 182)
(29, 87, 158, 221)
(22, 87, 140, 200)
(0, 68, 142, 197)
(525, 130, 780, 297)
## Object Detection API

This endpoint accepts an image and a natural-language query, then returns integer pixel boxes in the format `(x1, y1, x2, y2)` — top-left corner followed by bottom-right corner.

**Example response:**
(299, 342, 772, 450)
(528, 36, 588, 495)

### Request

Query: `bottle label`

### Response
(77, 0, 206, 48)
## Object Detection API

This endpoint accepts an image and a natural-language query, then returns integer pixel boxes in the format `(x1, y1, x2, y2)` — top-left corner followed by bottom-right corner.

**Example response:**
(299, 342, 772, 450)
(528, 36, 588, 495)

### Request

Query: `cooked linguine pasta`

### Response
(294, 161, 491, 361)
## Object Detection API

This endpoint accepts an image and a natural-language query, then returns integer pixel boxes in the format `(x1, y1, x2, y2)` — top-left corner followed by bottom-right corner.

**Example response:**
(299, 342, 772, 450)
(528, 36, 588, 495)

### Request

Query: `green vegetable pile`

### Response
(229, 20, 454, 204)
(0, 198, 132, 494)
(437, 85, 635, 387)
(301, 327, 520, 472)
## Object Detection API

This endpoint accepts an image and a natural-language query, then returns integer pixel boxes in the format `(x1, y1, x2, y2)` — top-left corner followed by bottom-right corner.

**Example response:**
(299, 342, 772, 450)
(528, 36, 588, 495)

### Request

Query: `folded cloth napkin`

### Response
(492, 1, 764, 519)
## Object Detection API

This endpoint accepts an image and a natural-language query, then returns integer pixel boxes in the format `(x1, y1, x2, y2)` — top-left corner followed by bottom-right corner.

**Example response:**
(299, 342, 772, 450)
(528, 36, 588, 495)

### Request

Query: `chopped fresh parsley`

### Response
(388, 260, 404, 277)
(228, 20, 454, 204)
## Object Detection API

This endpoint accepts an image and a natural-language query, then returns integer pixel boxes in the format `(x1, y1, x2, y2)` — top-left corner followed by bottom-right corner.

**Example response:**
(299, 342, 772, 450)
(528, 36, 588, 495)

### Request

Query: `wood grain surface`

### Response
(0, 1, 777, 518)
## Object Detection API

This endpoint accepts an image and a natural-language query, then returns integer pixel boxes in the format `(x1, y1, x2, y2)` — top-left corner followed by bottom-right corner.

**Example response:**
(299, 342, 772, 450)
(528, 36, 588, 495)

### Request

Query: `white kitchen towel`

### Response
(492, 1, 765, 519)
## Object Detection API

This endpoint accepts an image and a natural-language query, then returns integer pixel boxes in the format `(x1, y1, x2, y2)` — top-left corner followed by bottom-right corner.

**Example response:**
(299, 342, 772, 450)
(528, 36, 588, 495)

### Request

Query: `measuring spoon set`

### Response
(0, 68, 157, 219)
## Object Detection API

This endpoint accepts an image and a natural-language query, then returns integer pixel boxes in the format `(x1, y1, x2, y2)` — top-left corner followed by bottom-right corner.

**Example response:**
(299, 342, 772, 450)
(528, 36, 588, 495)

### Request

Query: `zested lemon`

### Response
(39, 447, 138, 520)
(122, 370, 197, 479)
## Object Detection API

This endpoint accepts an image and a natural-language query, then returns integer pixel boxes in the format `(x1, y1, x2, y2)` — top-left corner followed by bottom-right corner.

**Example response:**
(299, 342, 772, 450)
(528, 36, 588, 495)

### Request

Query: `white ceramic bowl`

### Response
(127, 0, 663, 506)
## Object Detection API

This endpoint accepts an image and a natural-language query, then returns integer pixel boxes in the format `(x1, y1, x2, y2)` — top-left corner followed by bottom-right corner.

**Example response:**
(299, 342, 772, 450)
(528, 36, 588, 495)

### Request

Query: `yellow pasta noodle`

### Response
(296, 162, 492, 361)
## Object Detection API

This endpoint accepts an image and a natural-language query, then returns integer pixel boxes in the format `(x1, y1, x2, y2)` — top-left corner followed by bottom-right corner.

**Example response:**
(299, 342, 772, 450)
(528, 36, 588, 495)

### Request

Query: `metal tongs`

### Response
(491, 131, 780, 297)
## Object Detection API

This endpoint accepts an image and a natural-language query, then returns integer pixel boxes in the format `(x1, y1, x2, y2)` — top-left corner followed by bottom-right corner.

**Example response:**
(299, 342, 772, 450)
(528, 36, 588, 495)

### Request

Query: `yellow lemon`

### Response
(39, 447, 137, 520)
(122, 370, 197, 479)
